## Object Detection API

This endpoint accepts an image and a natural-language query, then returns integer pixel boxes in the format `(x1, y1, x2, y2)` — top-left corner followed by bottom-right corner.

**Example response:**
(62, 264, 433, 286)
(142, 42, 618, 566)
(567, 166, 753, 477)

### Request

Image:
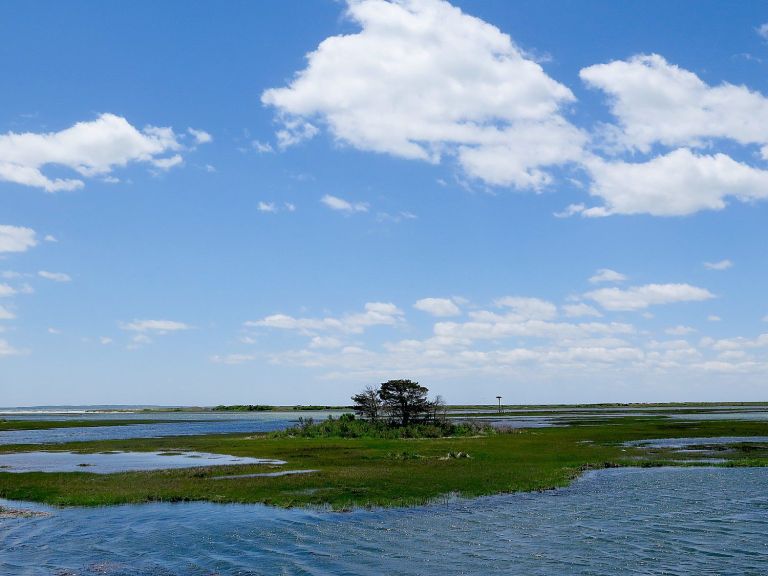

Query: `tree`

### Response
(351, 385, 383, 422)
(378, 379, 430, 426)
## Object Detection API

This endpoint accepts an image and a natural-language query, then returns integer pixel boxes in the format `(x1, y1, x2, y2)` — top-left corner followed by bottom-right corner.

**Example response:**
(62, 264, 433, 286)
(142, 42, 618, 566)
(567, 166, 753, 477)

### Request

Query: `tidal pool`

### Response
(0, 451, 284, 473)
(1, 467, 767, 575)
(626, 436, 768, 449)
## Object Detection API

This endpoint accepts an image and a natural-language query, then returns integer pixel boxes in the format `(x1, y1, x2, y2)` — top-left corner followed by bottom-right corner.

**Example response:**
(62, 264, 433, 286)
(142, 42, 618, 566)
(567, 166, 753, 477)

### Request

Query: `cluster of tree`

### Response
(351, 379, 446, 426)
(212, 404, 273, 412)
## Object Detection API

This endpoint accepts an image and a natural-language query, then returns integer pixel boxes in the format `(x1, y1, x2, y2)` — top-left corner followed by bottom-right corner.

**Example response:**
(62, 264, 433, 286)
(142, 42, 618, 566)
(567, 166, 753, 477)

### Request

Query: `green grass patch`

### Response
(0, 416, 766, 509)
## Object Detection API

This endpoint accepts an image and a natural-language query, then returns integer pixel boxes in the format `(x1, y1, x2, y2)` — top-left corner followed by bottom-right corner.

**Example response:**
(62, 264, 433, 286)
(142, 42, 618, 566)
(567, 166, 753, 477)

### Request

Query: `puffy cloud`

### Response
(0, 284, 17, 297)
(0, 225, 37, 253)
(246, 302, 403, 335)
(562, 303, 602, 318)
(414, 297, 461, 317)
(665, 325, 696, 336)
(580, 54, 768, 152)
(493, 296, 557, 320)
(0, 305, 14, 320)
(704, 259, 733, 271)
(584, 149, 768, 217)
(187, 128, 212, 144)
(759, 23, 768, 40)
(262, 0, 584, 188)
(588, 268, 626, 284)
(257, 201, 277, 213)
(0, 113, 190, 192)
(584, 283, 715, 311)
(120, 319, 191, 333)
(38, 270, 72, 283)
(320, 194, 368, 213)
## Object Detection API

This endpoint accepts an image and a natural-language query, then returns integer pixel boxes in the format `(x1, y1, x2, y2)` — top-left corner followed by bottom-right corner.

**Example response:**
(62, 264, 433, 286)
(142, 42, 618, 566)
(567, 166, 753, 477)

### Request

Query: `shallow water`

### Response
(0, 451, 284, 473)
(2, 467, 767, 575)
(627, 436, 768, 449)
(0, 411, 344, 445)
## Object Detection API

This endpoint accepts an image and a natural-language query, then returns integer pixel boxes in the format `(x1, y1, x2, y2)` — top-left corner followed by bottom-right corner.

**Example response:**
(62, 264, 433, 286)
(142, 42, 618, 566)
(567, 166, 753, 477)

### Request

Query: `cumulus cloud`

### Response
(320, 194, 368, 213)
(120, 319, 192, 333)
(262, 0, 584, 188)
(0, 225, 37, 253)
(581, 54, 768, 152)
(414, 297, 461, 317)
(759, 23, 768, 40)
(187, 128, 212, 144)
(588, 268, 626, 284)
(0, 284, 17, 297)
(0, 305, 14, 320)
(704, 259, 733, 271)
(0, 113, 198, 192)
(38, 270, 72, 282)
(257, 201, 278, 213)
(665, 325, 696, 336)
(584, 149, 768, 217)
(494, 296, 557, 320)
(245, 302, 403, 335)
(562, 303, 602, 318)
(584, 283, 715, 311)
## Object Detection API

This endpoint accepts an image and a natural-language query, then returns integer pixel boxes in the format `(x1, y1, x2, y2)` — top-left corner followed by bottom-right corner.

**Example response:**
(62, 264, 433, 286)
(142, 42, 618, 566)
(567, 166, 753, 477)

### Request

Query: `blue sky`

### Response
(2, 0, 768, 406)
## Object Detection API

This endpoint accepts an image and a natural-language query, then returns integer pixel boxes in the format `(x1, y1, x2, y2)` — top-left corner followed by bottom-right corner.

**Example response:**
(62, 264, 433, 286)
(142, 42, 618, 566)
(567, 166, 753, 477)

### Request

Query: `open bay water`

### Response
(0, 411, 346, 445)
(2, 467, 767, 575)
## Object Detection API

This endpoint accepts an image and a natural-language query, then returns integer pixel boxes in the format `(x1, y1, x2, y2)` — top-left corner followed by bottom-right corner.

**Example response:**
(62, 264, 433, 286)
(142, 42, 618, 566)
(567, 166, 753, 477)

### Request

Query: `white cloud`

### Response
(584, 283, 715, 311)
(0, 113, 187, 192)
(580, 54, 768, 152)
(494, 296, 557, 320)
(759, 23, 768, 40)
(188, 128, 212, 144)
(562, 303, 602, 318)
(588, 268, 626, 284)
(320, 194, 368, 213)
(38, 270, 72, 282)
(44, 234, 58, 243)
(584, 149, 768, 216)
(210, 353, 257, 365)
(704, 259, 733, 271)
(0, 305, 14, 320)
(0, 225, 37, 253)
(665, 325, 696, 336)
(414, 297, 461, 317)
(0, 339, 22, 357)
(252, 140, 274, 153)
(262, 0, 585, 188)
(0, 284, 17, 298)
(120, 319, 191, 333)
(100, 337, 113, 345)
(47, 327, 61, 335)
(708, 315, 721, 322)
(258, 201, 297, 214)
(246, 302, 403, 335)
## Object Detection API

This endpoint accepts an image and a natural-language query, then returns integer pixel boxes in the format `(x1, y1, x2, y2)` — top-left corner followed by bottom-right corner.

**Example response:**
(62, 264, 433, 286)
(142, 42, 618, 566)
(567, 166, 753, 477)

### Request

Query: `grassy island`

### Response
(1, 413, 767, 510)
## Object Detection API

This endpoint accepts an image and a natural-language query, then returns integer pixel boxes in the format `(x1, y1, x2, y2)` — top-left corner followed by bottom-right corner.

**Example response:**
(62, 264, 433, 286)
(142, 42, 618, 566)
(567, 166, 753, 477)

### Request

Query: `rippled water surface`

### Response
(2, 467, 767, 575)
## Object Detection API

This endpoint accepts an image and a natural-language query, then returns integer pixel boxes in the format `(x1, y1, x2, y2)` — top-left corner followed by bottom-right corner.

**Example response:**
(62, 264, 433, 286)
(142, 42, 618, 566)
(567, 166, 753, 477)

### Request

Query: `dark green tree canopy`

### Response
(351, 380, 442, 426)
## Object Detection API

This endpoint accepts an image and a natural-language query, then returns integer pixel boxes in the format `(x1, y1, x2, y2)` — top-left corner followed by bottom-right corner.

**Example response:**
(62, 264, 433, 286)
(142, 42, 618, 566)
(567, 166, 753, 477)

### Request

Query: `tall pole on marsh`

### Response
(496, 396, 502, 414)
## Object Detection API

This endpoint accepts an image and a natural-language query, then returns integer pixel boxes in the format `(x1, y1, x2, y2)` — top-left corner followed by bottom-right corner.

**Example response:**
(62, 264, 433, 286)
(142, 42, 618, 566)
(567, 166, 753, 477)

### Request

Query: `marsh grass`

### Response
(0, 415, 766, 510)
